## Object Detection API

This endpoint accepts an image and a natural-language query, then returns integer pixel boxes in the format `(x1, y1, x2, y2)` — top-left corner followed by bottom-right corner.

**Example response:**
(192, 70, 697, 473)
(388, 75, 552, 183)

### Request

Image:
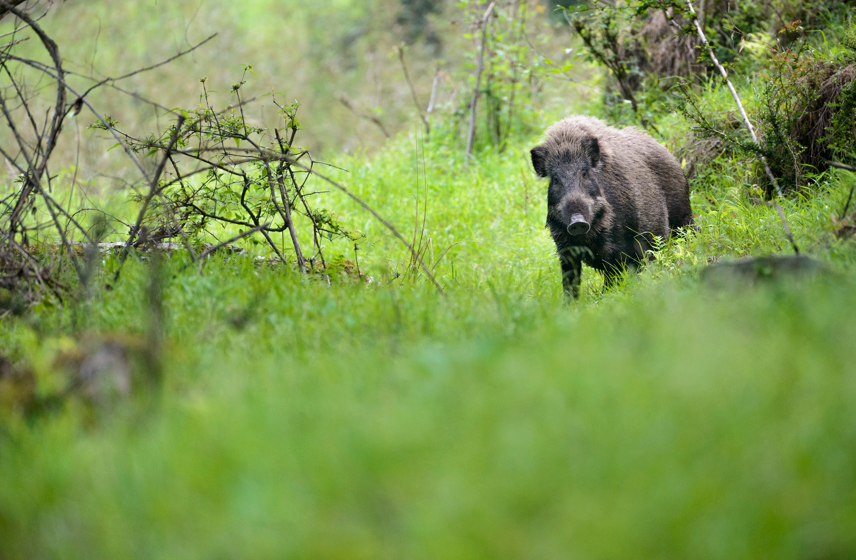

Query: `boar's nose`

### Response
(567, 213, 590, 236)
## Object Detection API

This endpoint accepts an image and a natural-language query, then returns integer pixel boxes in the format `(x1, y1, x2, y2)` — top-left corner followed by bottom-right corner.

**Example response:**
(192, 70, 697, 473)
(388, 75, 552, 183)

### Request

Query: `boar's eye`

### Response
(582, 168, 588, 177)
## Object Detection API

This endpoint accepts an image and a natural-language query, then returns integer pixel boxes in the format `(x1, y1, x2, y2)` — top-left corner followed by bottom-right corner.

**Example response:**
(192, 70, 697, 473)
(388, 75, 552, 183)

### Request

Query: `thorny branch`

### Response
(1, 1, 446, 315)
(397, 45, 430, 139)
(466, 1, 495, 158)
(112, 115, 186, 282)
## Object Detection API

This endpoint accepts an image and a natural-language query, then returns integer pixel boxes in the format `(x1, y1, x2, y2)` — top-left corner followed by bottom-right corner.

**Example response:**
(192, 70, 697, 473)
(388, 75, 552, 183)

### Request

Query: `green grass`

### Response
(2, 122, 856, 558)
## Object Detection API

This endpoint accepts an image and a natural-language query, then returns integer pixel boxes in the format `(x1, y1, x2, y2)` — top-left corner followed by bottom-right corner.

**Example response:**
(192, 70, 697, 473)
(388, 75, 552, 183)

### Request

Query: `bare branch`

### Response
(827, 160, 856, 172)
(466, 1, 496, 158)
(69, 34, 217, 114)
(286, 160, 445, 295)
(0, 0, 50, 38)
(0, 0, 27, 22)
(113, 115, 186, 281)
(339, 93, 391, 139)
(0, 35, 27, 49)
(397, 45, 430, 139)
(427, 66, 441, 114)
(182, 223, 268, 272)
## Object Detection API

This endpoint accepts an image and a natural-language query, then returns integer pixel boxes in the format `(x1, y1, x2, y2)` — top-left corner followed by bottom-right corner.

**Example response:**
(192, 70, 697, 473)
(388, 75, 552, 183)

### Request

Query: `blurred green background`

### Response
(2, 0, 576, 180)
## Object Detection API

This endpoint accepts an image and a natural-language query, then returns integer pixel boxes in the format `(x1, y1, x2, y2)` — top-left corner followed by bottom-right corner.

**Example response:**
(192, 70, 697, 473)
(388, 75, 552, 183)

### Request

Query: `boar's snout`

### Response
(567, 213, 590, 236)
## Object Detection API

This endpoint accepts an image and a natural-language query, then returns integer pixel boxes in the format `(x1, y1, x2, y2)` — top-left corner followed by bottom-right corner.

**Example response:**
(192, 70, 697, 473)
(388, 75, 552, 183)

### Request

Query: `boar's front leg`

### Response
(602, 259, 634, 292)
(558, 248, 582, 299)
(602, 268, 620, 292)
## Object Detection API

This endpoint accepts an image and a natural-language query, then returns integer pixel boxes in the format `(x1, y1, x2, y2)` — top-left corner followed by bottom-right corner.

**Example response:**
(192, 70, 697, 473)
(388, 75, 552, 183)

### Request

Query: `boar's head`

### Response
(530, 136, 606, 237)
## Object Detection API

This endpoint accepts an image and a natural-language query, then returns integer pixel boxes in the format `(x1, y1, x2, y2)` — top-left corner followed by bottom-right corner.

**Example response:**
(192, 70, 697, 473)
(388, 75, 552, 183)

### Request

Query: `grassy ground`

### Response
(2, 119, 856, 558)
(3, 7, 856, 557)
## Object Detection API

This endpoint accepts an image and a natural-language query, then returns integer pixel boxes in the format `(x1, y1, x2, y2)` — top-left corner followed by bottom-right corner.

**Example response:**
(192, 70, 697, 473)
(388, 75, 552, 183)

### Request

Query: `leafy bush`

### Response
(675, 28, 856, 194)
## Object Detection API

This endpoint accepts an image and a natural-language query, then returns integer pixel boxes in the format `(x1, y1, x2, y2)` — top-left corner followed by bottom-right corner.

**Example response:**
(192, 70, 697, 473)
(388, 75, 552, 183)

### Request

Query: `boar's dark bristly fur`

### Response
(530, 116, 694, 298)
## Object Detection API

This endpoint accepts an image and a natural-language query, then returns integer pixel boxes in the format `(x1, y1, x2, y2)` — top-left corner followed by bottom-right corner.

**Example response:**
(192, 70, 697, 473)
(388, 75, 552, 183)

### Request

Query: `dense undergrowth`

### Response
(2, 2, 856, 559)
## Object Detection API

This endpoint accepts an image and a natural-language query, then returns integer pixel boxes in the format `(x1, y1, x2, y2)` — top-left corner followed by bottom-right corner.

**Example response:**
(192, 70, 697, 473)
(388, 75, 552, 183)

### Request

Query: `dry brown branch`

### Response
(0, 35, 27, 49)
(0, 0, 27, 21)
(269, 159, 307, 273)
(339, 93, 391, 139)
(466, 1, 495, 158)
(828, 160, 856, 172)
(277, 128, 326, 273)
(397, 45, 430, 139)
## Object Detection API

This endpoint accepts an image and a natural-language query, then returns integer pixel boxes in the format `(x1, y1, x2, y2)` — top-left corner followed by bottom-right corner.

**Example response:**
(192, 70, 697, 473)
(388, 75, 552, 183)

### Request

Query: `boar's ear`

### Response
(582, 136, 600, 168)
(530, 145, 549, 177)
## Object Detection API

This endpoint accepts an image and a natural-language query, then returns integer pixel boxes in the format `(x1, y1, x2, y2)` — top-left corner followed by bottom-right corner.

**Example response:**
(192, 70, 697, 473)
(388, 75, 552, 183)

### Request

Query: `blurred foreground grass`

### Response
(1, 257, 855, 559)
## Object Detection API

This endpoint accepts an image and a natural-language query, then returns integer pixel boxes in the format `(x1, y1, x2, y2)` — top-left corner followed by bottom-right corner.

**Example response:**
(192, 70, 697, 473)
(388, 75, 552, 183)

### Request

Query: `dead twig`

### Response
(466, 1, 495, 158)
(0, 0, 27, 22)
(0, 35, 28, 49)
(827, 160, 856, 173)
(3, 1, 67, 235)
(427, 66, 441, 114)
(287, 159, 445, 295)
(397, 45, 430, 139)
(0, 1, 49, 38)
(339, 93, 391, 139)
(113, 115, 186, 282)
(68, 34, 217, 120)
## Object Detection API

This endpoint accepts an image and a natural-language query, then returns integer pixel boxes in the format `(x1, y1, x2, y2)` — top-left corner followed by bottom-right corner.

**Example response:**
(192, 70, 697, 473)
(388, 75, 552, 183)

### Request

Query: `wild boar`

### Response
(530, 116, 694, 298)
